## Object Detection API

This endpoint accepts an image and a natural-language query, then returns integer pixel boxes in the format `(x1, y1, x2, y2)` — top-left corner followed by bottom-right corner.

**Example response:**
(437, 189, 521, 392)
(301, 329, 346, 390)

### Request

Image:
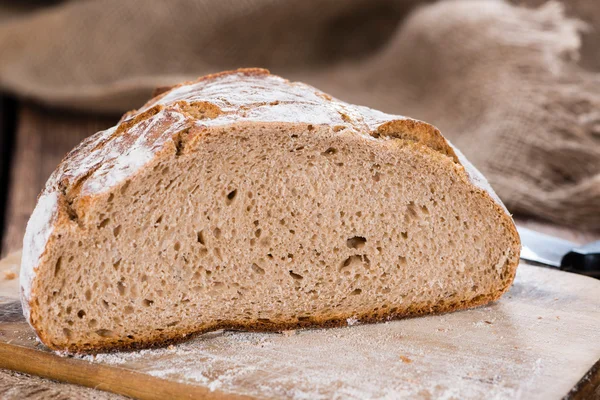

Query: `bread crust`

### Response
(21, 69, 521, 352)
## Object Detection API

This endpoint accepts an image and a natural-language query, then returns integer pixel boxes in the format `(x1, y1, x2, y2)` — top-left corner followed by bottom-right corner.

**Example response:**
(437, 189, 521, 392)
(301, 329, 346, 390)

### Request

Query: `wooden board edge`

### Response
(565, 358, 600, 400)
(0, 342, 252, 400)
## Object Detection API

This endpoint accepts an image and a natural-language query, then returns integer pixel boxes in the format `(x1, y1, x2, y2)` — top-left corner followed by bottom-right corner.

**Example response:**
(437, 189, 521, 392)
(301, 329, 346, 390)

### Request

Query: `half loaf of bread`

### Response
(21, 69, 520, 353)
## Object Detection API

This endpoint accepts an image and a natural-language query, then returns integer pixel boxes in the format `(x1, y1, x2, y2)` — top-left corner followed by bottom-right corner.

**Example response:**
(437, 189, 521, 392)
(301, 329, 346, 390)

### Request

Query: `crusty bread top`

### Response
(52, 68, 462, 199)
(20, 68, 513, 324)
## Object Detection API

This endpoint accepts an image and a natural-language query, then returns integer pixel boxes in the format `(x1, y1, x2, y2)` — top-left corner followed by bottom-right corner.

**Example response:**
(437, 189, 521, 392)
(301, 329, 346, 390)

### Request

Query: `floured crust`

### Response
(20, 69, 520, 352)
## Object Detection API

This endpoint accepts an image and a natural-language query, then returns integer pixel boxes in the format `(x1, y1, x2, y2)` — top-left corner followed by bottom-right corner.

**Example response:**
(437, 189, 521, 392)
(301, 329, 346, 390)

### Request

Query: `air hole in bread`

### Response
(98, 218, 110, 229)
(350, 288, 362, 295)
(113, 225, 122, 237)
(340, 255, 364, 272)
(96, 329, 115, 338)
(226, 189, 237, 204)
(196, 230, 206, 245)
(289, 271, 303, 280)
(252, 263, 265, 275)
(54, 257, 62, 277)
(143, 299, 154, 307)
(77, 310, 86, 319)
(346, 236, 367, 249)
(406, 201, 419, 220)
(117, 281, 126, 296)
(322, 147, 337, 156)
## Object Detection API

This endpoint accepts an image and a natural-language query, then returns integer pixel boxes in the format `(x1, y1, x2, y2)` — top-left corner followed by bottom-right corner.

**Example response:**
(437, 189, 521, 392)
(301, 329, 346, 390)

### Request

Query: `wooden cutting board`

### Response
(0, 252, 599, 400)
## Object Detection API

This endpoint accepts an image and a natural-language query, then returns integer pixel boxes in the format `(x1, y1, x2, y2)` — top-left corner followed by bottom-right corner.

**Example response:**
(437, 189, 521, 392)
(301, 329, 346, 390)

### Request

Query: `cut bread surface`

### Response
(21, 69, 520, 352)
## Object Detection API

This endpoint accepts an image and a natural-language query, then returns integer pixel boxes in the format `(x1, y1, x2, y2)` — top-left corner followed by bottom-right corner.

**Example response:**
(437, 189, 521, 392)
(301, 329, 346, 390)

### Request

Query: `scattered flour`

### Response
(74, 318, 532, 400)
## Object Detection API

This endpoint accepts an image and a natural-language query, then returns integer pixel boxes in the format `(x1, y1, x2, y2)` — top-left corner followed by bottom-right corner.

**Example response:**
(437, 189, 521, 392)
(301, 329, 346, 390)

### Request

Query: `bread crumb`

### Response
(346, 317, 359, 326)
(400, 355, 413, 364)
(280, 330, 296, 337)
(168, 345, 175, 350)
(3, 270, 17, 280)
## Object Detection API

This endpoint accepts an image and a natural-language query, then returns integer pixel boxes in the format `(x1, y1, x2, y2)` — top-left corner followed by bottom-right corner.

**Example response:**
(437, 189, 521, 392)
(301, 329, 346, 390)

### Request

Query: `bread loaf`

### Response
(21, 69, 520, 353)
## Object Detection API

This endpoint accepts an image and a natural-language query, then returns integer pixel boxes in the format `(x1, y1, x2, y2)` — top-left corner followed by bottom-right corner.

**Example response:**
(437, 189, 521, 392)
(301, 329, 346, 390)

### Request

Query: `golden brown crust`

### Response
(374, 119, 458, 162)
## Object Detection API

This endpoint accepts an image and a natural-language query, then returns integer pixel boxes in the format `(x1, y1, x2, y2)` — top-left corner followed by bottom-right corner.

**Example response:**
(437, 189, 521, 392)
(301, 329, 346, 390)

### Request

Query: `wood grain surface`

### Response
(0, 368, 128, 400)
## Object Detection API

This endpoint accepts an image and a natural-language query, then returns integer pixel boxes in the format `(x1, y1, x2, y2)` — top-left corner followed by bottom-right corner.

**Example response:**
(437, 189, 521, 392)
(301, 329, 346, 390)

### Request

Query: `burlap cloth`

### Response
(0, 0, 598, 229)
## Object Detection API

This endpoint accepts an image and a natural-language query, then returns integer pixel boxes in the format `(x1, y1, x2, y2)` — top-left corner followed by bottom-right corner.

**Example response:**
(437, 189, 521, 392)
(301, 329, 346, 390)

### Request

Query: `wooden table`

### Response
(0, 100, 598, 399)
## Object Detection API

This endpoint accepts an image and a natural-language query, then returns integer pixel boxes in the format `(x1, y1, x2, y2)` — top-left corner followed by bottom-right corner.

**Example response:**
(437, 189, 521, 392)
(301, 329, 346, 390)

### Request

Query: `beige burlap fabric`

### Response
(0, 0, 598, 229)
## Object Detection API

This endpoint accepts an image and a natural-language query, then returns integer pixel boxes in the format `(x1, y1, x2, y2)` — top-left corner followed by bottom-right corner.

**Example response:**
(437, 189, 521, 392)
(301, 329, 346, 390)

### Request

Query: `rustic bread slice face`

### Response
(21, 69, 520, 352)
